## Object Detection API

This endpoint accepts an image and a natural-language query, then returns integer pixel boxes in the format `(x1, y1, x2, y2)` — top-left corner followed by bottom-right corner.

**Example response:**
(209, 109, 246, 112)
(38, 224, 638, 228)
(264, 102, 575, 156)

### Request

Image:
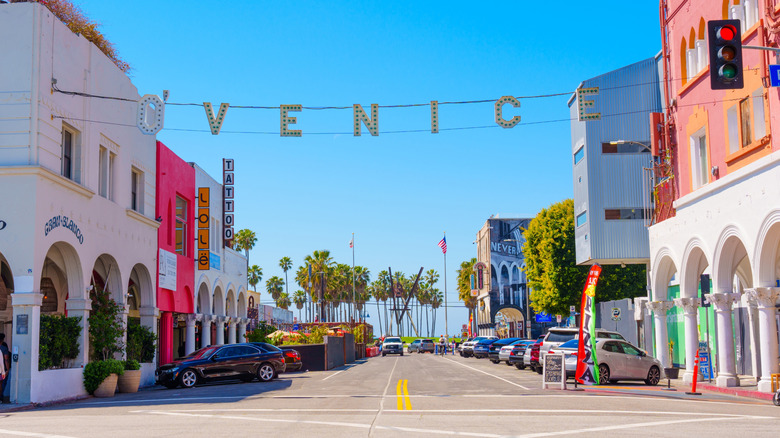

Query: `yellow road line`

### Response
(403, 379, 412, 410)
(396, 379, 412, 410)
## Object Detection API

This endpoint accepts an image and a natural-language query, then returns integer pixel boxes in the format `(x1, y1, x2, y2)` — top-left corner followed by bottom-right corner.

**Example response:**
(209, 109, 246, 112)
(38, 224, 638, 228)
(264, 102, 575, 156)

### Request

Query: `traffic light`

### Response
(708, 20, 743, 90)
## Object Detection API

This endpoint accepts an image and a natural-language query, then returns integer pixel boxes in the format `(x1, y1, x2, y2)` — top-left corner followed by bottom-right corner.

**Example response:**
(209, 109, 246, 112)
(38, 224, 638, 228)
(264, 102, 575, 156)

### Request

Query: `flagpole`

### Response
(443, 231, 448, 340)
(352, 233, 356, 327)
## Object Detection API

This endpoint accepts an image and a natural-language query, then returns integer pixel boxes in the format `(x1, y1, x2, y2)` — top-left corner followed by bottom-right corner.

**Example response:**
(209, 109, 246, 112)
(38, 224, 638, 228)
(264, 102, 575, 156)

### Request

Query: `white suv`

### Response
(382, 337, 404, 357)
(540, 328, 625, 356)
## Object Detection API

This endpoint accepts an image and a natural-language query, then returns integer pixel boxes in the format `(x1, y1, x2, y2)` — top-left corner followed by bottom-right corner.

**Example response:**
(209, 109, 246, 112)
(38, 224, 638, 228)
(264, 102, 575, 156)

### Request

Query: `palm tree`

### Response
(423, 269, 439, 336)
(293, 290, 307, 322)
(303, 250, 335, 321)
(353, 266, 370, 322)
(457, 258, 478, 334)
(279, 257, 293, 296)
(233, 229, 257, 264)
(266, 276, 285, 301)
(276, 292, 291, 310)
(430, 289, 443, 336)
(248, 265, 262, 292)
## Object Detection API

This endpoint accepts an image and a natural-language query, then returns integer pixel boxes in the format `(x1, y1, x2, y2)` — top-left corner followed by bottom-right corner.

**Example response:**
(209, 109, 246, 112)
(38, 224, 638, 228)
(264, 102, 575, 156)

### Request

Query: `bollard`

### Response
(686, 350, 702, 395)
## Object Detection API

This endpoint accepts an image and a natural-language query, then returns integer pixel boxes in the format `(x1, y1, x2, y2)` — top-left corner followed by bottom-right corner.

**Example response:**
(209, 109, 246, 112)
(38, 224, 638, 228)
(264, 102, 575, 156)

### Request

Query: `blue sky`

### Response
(74, 1, 661, 336)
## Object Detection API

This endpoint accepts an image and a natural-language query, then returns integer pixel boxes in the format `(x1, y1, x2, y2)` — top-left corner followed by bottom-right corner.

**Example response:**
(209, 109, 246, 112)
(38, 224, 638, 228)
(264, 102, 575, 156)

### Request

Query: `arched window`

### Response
(680, 37, 688, 86)
(725, 0, 759, 30)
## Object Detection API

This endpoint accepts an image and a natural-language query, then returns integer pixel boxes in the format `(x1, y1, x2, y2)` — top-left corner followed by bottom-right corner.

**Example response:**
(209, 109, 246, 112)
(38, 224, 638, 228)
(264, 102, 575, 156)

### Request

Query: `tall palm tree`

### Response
(303, 250, 335, 321)
(457, 258, 478, 334)
(430, 289, 443, 336)
(353, 266, 370, 322)
(276, 292, 291, 310)
(293, 290, 307, 323)
(247, 265, 263, 292)
(266, 276, 285, 301)
(279, 257, 293, 296)
(233, 229, 257, 264)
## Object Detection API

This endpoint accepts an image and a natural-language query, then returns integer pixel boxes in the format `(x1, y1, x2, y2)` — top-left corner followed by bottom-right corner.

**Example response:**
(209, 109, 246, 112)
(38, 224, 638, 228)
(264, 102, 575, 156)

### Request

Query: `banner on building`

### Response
(158, 248, 177, 291)
(197, 187, 210, 270)
(223, 159, 234, 246)
(575, 264, 602, 385)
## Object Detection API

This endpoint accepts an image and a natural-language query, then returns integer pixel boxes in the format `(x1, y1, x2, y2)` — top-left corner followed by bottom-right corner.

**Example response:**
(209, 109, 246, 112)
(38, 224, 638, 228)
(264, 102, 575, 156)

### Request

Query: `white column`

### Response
(747, 287, 780, 392)
(11, 292, 43, 404)
(200, 314, 212, 348)
(705, 292, 740, 387)
(646, 301, 674, 368)
(673, 297, 701, 383)
(238, 319, 247, 343)
(215, 317, 225, 345)
(743, 294, 762, 379)
(65, 297, 92, 367)
(185, 314, 197, 355)
(228, 318, 237, 344)
(118, 304, 129, 360)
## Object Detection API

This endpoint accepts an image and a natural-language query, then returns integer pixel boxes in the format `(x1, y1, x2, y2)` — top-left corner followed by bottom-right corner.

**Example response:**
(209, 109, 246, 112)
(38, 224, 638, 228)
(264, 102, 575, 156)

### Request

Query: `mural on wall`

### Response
(488, 218, 531, 315)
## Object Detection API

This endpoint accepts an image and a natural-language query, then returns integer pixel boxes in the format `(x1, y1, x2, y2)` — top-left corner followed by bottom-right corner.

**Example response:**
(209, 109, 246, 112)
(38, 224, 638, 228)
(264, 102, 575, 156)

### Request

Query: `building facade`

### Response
(0, 3, 158, 403)
(650, 0, 780, 392)
(474, 217, 532, 337)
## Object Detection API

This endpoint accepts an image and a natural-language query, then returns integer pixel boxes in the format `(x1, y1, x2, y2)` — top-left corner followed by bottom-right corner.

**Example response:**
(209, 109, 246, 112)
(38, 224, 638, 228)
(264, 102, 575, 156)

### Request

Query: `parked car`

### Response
(382, 337, 404, 356)
(547, 339, 663, 385)
(156, 342, 286, 389)
(408, 339, 422, 353)
(472, 338, 498, 358)
(459, 336, 497, 357)
(488, 338, 523, 363)
(280, 348, 302, 372)
(525, 335, 546, 373)
(540, 327, 627, 357)
(505, 340, 534, 368)
(419, 339, 435, 353)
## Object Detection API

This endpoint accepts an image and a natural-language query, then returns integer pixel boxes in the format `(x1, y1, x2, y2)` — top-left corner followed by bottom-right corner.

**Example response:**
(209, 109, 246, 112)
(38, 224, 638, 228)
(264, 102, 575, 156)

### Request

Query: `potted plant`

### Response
(117, 359, 141, 393)
(84, 359, 124, 397)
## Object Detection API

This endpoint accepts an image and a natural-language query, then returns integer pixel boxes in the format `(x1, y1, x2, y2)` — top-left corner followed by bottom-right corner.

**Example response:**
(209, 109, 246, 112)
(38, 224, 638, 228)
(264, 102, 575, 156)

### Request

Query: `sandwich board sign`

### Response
(542, 353, 566, 390)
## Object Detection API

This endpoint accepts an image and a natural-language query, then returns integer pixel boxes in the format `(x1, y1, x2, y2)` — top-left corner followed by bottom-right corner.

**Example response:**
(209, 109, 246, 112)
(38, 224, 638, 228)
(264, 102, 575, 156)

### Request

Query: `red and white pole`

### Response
(686, 349, 702, 395)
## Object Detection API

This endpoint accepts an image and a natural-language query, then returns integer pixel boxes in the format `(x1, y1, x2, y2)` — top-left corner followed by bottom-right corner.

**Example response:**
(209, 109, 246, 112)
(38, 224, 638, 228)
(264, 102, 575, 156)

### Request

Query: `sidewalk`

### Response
(0, 402, 34, 413)
(669, 375, 775, 401)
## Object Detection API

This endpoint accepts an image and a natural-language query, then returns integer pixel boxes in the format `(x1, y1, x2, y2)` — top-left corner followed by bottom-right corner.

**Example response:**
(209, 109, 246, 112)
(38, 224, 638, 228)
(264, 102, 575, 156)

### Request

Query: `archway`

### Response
(493, 305, 525, 338)
(90, 254, 123, 304)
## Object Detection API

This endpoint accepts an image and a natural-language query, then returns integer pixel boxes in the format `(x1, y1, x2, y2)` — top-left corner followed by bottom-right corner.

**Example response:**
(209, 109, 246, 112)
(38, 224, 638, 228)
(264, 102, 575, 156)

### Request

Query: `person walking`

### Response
(438, 335, 446, 356)
(0, 333, 8, 403)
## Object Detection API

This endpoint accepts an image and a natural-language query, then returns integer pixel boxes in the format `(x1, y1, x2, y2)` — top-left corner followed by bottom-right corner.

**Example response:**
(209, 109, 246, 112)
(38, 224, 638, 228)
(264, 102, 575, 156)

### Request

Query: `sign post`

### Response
(542, 353, 566, 390)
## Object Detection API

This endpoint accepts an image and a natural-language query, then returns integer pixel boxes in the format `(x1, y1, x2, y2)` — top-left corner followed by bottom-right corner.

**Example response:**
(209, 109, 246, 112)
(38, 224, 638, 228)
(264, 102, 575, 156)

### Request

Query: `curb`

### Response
(695, 383, 775, 401)
(0, 394, 92, 414)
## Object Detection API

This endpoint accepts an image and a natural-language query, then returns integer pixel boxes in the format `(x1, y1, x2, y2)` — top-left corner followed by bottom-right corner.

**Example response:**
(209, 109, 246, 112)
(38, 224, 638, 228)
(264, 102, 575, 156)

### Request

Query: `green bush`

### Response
(39, 314, 81, 370)
(126, 321, 157, 363)
(83, 359, 124, 394)
(245, 322, 277, 344)
(88, 287, 125, 361)
(123, 359, 140, 371)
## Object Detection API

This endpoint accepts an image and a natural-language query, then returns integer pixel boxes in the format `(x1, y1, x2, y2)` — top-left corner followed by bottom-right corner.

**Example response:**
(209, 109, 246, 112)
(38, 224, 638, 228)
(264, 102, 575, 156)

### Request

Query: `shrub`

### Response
(123, 359, 140, 371)
(88, 287, 125, 361)
(39, 314, 81, 370)
(83, 359, 124, 394)
(308, 325, 329, 344)
(126, 321, 157, 363)
(245, 322, 277, 344)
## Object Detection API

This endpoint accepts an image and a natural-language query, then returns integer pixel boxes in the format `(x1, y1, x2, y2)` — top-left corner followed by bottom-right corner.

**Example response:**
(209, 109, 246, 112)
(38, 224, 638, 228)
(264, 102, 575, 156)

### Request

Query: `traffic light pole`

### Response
(742, 45, 780, 63)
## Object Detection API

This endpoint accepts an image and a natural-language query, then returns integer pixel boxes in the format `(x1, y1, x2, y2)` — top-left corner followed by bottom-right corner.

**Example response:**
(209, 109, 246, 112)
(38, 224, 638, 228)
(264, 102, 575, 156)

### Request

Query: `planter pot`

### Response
(93, 373, 118, 398)
(117, 370, 141, 393)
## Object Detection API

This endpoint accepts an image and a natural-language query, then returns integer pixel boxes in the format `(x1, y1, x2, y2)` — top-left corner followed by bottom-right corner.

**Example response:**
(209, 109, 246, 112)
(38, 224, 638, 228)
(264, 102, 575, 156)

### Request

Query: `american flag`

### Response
(438, 236, 447, 254)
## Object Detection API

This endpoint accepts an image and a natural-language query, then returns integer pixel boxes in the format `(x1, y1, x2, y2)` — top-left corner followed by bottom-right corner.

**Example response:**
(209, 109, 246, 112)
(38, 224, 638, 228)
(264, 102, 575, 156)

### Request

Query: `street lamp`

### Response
(608, 140, 652, 153)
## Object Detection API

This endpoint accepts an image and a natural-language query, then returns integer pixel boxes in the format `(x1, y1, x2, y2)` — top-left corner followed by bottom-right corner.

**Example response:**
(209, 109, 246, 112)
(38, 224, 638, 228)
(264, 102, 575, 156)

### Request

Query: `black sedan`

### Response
(156, 342, 286, 389)
(280, 348, 303, 372)
(488, 338, 523, 363)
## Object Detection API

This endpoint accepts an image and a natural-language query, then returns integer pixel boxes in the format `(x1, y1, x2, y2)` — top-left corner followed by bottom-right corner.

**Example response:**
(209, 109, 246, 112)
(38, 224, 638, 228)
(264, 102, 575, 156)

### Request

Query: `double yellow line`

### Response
(396, 379, 412, 410)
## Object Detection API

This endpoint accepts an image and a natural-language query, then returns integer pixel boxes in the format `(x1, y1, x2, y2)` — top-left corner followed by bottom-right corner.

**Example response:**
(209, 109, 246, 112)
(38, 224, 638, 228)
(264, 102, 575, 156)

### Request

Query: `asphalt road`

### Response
(1, 352, 779, 437)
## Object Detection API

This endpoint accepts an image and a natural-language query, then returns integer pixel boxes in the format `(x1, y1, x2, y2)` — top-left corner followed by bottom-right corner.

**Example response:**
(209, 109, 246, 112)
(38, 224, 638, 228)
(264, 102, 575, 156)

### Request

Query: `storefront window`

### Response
(176, 196, 187, 255)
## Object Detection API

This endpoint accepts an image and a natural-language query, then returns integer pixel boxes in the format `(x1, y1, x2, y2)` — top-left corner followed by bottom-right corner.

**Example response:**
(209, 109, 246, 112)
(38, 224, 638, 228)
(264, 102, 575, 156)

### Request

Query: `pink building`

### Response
(650, 0, 780, 392)
(155, 141, 195, 365)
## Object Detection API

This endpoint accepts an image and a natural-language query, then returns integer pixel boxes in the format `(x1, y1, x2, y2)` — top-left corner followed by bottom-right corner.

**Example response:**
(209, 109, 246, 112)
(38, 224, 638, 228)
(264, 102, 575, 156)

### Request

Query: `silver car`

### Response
(549, 339, 663, 385)
(498, 340, 526, 364)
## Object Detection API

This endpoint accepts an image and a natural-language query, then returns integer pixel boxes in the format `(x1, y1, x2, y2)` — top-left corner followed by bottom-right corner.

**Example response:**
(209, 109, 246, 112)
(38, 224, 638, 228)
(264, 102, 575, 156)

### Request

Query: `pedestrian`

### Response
(0, 333, 9, 403)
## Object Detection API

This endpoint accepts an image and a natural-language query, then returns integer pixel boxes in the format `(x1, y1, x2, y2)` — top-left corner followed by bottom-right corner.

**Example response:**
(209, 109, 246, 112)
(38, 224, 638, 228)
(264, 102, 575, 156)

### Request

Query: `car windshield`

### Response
(412, 340, 421, 344)
(184, 346, 218, 360)
(546, 332, 577, 343)
(422, 340, 434, 344)
(385, 338, 401, 343)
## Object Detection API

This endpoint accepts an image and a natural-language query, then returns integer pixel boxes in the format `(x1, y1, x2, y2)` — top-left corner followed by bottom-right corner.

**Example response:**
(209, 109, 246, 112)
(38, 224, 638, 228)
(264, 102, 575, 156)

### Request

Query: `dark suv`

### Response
(473, 339, 497, 358)
(488, 338, 523, 363)
(419, 339, 435, 353)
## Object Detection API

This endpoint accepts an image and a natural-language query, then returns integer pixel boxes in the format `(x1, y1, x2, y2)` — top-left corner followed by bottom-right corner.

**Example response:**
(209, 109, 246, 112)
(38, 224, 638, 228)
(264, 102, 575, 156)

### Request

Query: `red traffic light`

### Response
(717, 25, 736, 41)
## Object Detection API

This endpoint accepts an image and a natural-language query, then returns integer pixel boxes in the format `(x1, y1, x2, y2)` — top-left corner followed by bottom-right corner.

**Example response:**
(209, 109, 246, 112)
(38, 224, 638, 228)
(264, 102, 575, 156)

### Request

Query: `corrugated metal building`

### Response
(568, 57, 663, 266)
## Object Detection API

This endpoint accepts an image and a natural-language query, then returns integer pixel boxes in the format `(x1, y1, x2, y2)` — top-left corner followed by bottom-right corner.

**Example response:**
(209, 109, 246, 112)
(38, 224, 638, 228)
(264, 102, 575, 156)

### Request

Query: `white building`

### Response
(0, 3, 158, 403)
(190, 163, 249, 353)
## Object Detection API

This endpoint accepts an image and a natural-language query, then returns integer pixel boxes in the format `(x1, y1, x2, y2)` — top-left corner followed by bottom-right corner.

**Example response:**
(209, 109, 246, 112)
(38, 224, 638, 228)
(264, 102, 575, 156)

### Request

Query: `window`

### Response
(98, 147, 108, 197)
(689, 129, 708, 189)
(175, 196, 187, 255)
(574, 146, 584, 164)
(730, 0, 759, 30)
(604, 208, 646, 220)
(576, 212, 587, 227)
(601, 142, 649, 154)
(727, 105, 739, 154)
(61, 125, 80, 181)
(739, 97, 752, 147)
(753, 88, 766, 139)
(131, 168, 144, 213)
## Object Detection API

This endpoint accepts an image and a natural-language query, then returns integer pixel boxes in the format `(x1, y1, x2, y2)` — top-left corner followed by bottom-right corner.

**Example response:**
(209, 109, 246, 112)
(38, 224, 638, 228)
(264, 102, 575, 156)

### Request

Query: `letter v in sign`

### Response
(204, 102, 230, 135)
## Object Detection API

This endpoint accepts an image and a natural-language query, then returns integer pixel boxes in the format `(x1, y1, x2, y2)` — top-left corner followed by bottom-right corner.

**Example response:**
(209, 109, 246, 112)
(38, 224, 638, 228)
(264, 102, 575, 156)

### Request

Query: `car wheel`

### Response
(645, 366, 661, 386)
(179, 369, 198, 388)
(505, 361, 512, 366)
(401, 352, 404, 356)
(163, 382, 178, 389)
(257, 363, 275, 382)
(536, 366, 543, 375)
(382, 353, 386, 357)
(773, 390, 780, 406)
(490, 359, 499, 364)
(598, 364, 610, 385)
(514, 363, 523, 370)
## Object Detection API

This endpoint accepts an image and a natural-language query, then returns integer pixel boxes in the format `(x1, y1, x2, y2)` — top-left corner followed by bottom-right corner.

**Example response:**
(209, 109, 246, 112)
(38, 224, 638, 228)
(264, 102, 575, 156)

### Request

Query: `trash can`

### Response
(664, 367, 679, 379)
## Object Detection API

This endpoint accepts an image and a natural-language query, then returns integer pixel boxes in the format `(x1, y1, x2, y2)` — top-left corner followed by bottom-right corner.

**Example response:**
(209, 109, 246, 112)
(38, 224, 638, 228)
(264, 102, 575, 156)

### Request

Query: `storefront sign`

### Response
(223, 159, 234, 246)
(16, 314, 28, 335)
(542, 353, 566, 390)
(158, 248, 177, 291)
(197, 187, 210, 270)
(44, 215, 84, 244)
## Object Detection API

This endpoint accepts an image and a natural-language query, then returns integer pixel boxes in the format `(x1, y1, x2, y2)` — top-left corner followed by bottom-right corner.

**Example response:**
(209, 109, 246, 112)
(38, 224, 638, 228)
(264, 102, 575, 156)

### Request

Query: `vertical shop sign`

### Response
(197, 187, 210, 270)
(223, 159, 234, 246)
